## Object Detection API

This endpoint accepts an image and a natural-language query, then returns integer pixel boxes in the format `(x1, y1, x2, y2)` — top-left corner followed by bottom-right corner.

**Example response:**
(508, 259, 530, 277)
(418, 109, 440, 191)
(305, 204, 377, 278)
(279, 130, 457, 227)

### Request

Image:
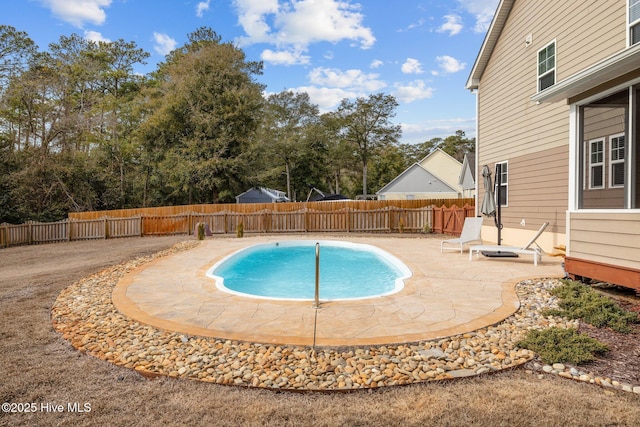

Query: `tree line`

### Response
(0, 25, 474, 223)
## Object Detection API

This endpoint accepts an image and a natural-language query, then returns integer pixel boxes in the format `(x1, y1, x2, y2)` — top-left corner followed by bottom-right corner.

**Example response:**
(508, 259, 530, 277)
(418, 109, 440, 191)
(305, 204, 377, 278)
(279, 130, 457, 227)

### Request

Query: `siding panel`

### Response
(569, 212, 640, 270)
(477, 0, 626, 245)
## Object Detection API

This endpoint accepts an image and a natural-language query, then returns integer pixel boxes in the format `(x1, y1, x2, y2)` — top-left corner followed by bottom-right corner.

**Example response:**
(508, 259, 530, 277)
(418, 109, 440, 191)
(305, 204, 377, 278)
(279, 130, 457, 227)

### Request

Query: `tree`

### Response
(258, 91, 320, 200)
(439, 130, 475, 162)
(335, 93, 401, 197)
(0, 31, 150, 221)
(368, 144, 406, 194)
(0, 25, 37, 89)
(313, 112, 357, 196)
(139, 27, 265, 204)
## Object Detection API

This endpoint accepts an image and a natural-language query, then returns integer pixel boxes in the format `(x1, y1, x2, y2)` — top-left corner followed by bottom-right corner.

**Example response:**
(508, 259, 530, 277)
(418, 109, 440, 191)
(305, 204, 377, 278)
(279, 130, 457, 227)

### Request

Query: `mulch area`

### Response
(576, 289, 640, 386)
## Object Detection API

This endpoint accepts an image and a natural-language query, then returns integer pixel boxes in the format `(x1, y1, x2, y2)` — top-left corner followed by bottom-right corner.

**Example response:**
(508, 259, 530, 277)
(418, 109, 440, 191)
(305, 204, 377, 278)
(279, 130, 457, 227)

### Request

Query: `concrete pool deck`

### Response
(112, 235, 565, 347)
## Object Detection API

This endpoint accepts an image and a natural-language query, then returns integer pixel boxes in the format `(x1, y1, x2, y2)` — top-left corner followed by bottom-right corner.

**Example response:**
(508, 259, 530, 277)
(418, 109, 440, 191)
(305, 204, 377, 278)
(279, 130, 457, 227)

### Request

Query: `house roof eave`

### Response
(376, 163, 424, 194)
(465, 0, 515, 91)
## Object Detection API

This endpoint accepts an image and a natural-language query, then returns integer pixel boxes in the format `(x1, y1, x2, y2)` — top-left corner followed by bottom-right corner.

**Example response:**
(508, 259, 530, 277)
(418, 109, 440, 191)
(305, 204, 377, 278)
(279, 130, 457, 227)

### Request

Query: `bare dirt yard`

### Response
(1, 236, 639, 426)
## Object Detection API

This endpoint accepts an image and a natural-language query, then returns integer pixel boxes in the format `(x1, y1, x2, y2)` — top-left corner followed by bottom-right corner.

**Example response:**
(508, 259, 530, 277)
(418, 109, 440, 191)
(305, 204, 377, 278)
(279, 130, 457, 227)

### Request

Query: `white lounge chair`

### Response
(469, 222, 549, 266)
(441, 217, 484, 253)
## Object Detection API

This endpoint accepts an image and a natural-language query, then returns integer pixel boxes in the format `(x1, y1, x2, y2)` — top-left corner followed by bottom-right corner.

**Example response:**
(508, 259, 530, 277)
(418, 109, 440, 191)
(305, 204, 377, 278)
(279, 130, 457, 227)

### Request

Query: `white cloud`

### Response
(196, 0, 211, 18)
(308, 67, 386, 92)
(400, 18, 426, 32)
(401, 117, 476, 143)
(285, 66, 385, 112)
(458, 0, 499, 33)
(261, 49, 310, 65)
(437, 14, 463, 36)
(233, 0, 375, 65)
(274, 0, 375, 48)
(290, 86, 357, 112)
(435, 55, 466, 74)
(401, 58, 423, 74)
(84, 30, 110, 43)
(370, 59, 383, 69)
(153, 32, 177, 56)
(233, 0, 279, 43)
(392, 80, 433, 103)
(40, 0, 111, 27)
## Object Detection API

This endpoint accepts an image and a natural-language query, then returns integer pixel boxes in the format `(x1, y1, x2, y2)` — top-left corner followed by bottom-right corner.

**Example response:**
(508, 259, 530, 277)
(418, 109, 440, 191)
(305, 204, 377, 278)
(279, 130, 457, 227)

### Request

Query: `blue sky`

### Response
(5, 0, 499, 145)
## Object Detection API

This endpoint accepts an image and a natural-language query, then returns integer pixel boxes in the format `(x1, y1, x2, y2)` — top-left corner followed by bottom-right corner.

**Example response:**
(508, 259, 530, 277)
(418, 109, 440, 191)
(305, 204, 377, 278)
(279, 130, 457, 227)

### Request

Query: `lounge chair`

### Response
(441, 217, 484, 253)
(469, 222, 549, 266)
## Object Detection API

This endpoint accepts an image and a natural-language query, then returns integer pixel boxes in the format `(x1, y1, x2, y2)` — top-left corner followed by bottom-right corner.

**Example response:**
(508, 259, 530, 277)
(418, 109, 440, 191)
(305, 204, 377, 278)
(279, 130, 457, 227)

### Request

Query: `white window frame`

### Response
(588, 138, 605, 189)
(570, 80, 640, 212)
(609, 133, 625, 188)
(629, 0, 640, 46)
(537, 40, 556, 92)
(495, 161, 508, 207)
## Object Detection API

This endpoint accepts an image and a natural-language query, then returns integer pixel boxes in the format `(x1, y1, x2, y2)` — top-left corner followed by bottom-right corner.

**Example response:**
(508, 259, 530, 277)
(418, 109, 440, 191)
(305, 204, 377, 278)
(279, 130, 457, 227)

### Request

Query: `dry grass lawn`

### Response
(1, 237, 639, 426)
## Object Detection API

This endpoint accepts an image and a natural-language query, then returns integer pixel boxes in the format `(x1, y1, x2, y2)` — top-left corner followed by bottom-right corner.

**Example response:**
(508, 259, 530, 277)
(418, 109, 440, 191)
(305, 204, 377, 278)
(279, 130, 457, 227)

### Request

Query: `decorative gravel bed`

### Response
(51, 241, 639, 393)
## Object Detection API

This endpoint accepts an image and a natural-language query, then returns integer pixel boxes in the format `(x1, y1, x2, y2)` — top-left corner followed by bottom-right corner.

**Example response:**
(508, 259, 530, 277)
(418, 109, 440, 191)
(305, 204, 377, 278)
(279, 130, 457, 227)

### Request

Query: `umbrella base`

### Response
(481, 250, 519, 258)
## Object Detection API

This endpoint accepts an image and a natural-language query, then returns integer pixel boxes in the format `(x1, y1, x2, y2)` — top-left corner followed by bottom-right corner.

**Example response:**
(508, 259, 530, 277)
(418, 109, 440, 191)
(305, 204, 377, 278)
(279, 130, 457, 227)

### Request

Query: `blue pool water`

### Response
(207, 240, 411, 301)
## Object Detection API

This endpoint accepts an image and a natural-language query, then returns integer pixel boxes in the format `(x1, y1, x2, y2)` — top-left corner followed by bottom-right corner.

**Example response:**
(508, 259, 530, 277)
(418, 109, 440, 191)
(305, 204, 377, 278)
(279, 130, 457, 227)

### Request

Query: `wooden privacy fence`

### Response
(69, 198, 475, 220)
(432, 204, 476, 235)
(1, 204, 475, 248)
(0, 217, 143, 247)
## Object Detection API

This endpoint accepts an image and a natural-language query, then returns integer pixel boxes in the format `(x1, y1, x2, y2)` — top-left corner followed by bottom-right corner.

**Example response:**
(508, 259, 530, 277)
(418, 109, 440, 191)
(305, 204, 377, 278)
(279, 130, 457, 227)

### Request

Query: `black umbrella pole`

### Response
(495, 163, 502, 246)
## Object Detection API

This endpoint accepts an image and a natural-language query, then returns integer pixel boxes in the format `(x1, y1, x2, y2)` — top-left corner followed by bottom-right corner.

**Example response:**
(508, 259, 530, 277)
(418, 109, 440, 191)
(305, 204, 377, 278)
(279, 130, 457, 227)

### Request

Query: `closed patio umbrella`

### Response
(480, 165, 496, 217)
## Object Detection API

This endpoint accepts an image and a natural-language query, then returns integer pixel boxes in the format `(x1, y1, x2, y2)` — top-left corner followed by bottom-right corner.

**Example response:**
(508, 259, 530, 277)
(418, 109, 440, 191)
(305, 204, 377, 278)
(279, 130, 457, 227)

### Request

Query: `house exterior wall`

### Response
(475, 0, 627, 253)
(376, 159, 462, 200)
(568, 211, 640, 270)
(419, 150, 463, 193)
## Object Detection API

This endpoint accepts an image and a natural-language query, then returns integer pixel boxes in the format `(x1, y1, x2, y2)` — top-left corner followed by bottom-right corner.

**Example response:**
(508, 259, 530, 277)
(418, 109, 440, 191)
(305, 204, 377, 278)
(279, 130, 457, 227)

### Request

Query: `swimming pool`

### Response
(207, 240, 412, 301)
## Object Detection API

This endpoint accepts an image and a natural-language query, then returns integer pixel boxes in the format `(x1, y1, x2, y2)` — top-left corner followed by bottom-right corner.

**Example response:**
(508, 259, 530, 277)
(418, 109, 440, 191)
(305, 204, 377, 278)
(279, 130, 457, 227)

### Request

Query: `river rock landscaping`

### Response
(51, 241, 640, 393)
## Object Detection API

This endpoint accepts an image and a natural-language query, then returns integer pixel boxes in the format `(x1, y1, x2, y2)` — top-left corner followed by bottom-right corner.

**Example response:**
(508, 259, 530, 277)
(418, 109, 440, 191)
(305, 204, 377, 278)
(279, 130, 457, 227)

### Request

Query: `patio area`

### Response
(112, 235, 564, 346)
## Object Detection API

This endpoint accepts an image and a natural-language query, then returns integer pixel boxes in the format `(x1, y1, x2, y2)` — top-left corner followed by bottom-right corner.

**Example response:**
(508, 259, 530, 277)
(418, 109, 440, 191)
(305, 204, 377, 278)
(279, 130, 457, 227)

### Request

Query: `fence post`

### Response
(346, 207, 350, 233)
(263, 210, 269, 233)
(104, 217, 109, 239)
(305, 208, 309, 233)
(1, 223, 7, 248)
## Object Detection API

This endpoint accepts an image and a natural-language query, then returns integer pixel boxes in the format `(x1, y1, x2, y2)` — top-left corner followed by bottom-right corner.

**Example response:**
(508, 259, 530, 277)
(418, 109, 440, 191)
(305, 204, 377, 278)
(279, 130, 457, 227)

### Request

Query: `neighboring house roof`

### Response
(376, 163, 458, 195)
(236, 187, 290, 203)
(458, 152, 476, 190)
(309, 193, 350, 202)
(466, 0, 515, 91)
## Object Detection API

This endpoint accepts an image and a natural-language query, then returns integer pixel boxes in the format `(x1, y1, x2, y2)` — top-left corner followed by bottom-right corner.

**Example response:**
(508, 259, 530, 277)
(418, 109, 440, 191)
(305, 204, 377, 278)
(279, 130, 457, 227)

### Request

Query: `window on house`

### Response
(538, 42, 555, 91)
(630, 0, 640, 45)
(495, 161, 508, 207)
(609, 133, 625, 187)
(589, 138, 604, 189)
(578, 88, 629, 209)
